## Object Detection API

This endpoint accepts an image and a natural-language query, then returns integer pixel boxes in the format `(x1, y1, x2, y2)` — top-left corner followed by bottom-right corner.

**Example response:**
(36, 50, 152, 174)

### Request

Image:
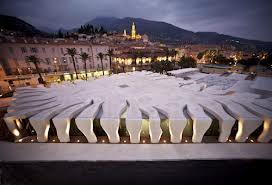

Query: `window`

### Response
(8, 47, 14, 54)
(76, 65, 79, 69)
(45, 58, 50, 65)
(97, 64, 100, 68)
(42, 48, 46, 53)
(105, 63, 108, 68)
(80, 48, 83, 53)
(61, 48, 64, 54)
(88, 48, 90, 52)
(90, 64, 92, 69)
(30, 47, 38, 53)
(20, 47, 27, 53)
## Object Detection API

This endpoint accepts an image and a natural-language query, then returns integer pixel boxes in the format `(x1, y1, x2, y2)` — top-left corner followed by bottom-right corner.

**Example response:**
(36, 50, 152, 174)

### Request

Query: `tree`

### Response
(80, 52, 89, 80)
(106, 48, 114, 73)
(164, 48, 171, 61)
(238, 56, 259, 71)
(172, 49, 178, 61)
(97, 52, 105, 75)
(137, 51, 144, 70)
(99, 26, 106, 34)
(65, 48, 79, 79)
(260, 53, 272, 70)
(121, 62, 126, 73)
(161, 60, 174, 72)
(57, 29, 63, 38)
(25, 55, 45, 84)
(204, 49, 219, 63)
(151, 61, 163, 73)
(64, 32, 70, 38)
(197, 52, 205, 60)
(214, 54, 228, 65)
(150, 60, 174, 74)
(178, 56, 197, 68)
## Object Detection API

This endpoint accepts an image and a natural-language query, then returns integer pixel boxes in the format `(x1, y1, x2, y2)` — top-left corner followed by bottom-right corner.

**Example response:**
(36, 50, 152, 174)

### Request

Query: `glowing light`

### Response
(163, 140, 167, 143)
(77, 140, 80, 143)
(229, 139, 232, 142)
(16, 120, 22, 129)
(18, 139, 23, 142)
(250, 139, 254, 143)
(102, 140, 105, 143)
(65, 122, 70, 135)
(123, 140, 127, 143)
(31, 139, 34, 142)
(52, 139, 56, 142)
(185, 140, 188, 143)
(142, 140, 146, 143)
(12, 129, 20, 137)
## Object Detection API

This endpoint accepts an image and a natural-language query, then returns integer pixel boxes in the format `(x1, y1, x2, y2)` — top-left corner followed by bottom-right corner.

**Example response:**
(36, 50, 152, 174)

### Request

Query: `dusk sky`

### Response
(0, 0, 272, 41)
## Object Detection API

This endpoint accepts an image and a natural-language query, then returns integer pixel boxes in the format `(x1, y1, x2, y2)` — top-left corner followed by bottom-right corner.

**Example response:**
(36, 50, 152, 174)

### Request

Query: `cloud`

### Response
(0, 0, 271, 41)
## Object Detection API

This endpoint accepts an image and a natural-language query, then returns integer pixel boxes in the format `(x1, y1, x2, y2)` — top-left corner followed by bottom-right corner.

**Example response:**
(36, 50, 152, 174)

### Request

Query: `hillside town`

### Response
(1, 21, 271, 95)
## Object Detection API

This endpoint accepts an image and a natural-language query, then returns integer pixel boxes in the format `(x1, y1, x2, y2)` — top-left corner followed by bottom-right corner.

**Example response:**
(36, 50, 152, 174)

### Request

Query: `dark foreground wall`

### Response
(0, 160, 271, 185)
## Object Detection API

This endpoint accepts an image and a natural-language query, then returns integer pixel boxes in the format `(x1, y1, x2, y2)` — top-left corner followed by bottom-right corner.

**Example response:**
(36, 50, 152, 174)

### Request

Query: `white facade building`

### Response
(0, 38, 110, 76)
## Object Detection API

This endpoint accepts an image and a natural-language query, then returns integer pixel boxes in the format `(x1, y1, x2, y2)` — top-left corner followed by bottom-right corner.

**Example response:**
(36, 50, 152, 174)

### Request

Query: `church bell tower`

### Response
(131, 22, 136, 39)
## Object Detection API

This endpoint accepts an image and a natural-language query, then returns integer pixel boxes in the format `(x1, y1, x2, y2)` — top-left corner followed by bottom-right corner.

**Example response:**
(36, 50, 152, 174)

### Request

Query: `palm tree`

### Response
(65, 48, 78, 79)
(172, 49, 178, 61)
(137, 51, 144, 70)
(80, 52, 89, 80)
(97, 52, 105, 75)
(164, 48, 171, 61)
(25, 55, 45, 84)
(106, 48, 114, 73)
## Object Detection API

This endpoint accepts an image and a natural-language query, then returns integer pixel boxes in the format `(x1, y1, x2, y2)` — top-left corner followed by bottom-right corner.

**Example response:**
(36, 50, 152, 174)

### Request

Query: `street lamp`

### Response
(54, 58, 58, 72)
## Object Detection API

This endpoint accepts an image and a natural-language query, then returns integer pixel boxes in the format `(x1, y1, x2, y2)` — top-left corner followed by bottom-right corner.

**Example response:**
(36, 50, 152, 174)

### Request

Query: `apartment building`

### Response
(0, 37, 110, 76)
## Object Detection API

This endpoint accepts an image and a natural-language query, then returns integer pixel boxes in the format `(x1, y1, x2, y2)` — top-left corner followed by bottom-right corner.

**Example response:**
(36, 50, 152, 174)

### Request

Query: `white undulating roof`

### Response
(4, 71, 272, 144)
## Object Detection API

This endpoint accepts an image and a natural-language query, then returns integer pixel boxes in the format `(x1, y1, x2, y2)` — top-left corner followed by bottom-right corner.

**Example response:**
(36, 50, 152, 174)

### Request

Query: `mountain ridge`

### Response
(1, 15, 271, 51)
(0, 14, 47, 36)
(87, 17, 272, 50)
